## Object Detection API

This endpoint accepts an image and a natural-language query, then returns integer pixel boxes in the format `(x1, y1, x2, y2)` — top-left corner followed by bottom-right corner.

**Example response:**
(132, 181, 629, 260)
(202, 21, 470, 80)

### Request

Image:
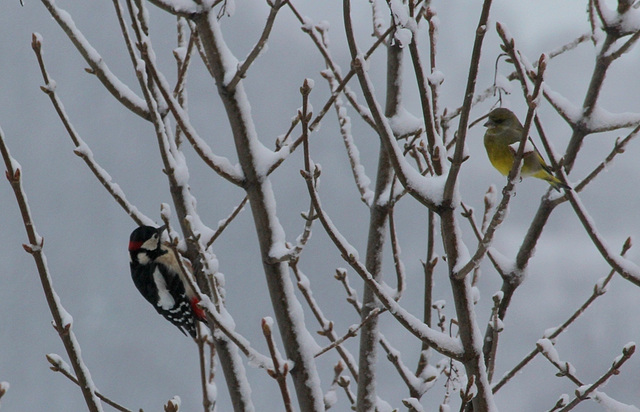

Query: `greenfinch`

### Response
(483, 108, 569, 192)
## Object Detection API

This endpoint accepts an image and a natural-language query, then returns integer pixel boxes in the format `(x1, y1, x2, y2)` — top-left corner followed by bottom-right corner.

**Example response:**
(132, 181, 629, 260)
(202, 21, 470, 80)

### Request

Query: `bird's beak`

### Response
(483, 119, 494, 128)
(157, 225, 167, 235)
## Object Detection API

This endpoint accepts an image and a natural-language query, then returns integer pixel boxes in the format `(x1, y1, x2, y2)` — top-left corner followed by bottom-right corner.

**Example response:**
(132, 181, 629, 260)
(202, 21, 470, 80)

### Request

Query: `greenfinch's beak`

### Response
(483, 119, 494, 128)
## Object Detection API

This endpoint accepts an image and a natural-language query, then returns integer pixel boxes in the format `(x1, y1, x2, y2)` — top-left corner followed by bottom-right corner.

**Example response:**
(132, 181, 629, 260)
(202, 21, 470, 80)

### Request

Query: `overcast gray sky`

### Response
(0, 1, 639, 411)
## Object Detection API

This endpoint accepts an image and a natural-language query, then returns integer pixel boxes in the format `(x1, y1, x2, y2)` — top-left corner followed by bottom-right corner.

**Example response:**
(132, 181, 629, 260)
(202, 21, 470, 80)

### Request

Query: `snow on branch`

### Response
(443, 33, 591, 126)
(301, 143, 463, 358)
(39, 0, 154, 120)
(546, 342, 636, 411)
(138, 36, 245, 185)
(146, 0, 202, 16)
(161, 218, 273, 371)
(343, 49, 446, 209)
(542, 84, 583, 128)
(493, 238, 633, 394)
(583, 105, 640, 133)
(322, 69, 375, 206)
(289, 3, 389, 131)
(593, 391, 640, 412)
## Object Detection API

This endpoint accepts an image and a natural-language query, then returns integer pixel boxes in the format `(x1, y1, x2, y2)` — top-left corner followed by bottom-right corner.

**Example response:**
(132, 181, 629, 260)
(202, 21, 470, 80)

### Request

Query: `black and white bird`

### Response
(128, 225, 206, 338)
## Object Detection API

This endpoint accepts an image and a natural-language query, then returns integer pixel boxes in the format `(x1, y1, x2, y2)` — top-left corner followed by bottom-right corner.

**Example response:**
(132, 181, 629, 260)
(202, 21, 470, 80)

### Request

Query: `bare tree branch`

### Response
(0, 127, 103, 412)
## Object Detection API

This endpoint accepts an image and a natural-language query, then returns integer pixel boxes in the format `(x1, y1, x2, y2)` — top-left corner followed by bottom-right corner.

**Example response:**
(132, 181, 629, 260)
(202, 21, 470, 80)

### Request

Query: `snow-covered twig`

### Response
(337, 375, 356, 408)
(146, 0, 200, 16)
(343, 0, 444, 212)
(335, 268, 362, 314)
(139, 37, 245, 186)
(290, 9, 378, 130)
(269, 198, 316, 263)
(162, 226, 272, 369)
(537, 339, 582, 386)
(173, 19, 196, 99)
(195, 12, 326, 409)
(111, 0, 144, 88)
(46, 354, 132, 412)
(333, 269, 440, 398)
(493, 238, 632, 393)
(406, 11, 444, 176)
(456, 53, 548, 281)
(0, 381, 7, 404)
(300, 76, 463, 359)
(485, 292, 504, 382)
(164, 396, 181, 412)
(380, 332, 440, 399)
(192, 28, 216, 78)
(556, 343, 635, 412)
(0, 128, 103, 412)
(443, 32, 591, 125)
(459, 201, 506, 280)
(323, 69, 375, 206)
(303, 165, 463, 356)
(136, 20, 260, 406)
(264, 16, 393, 177)
(323, 362, 345, 410)
(31, 34, 154, 227)
(497, 23, 569, 175)
(40, 0, 154, 120)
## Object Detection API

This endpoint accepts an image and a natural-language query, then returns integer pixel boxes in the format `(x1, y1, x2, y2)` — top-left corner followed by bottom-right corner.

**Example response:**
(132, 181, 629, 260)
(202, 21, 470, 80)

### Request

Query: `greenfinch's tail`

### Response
(541, 173, 570, 192)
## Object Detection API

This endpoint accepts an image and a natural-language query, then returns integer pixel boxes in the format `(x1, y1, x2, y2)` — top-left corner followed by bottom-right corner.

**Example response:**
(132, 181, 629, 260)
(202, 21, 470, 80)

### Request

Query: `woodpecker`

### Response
(128, 225, 206, 338)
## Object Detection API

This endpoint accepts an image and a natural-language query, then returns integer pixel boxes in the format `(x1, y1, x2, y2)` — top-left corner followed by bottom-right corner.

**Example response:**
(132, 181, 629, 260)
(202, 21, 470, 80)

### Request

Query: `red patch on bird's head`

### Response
(128, 240, 144, 251)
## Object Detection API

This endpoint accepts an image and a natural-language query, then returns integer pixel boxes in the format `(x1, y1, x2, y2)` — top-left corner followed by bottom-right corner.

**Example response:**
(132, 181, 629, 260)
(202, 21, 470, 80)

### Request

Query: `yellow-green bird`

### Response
(483, 108, 569, 192)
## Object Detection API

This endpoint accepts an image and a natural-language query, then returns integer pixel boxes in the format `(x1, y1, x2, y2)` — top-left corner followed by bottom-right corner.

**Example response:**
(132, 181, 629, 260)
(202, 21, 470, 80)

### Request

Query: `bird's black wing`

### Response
(130, 262, 197, 338)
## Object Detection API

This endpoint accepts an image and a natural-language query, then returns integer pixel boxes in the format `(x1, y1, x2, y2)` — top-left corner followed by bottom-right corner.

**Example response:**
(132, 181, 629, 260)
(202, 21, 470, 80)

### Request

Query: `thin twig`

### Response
(557, 343, 635, 412)
(226, 0, 287, 90)
(388, 210, 406, 299)
(292, 264, 359, 380)
(454, 53, 547, 280)
(204, 196, 249, 249)
(493, 238, 632, 393)
(0, 128, 103, 412)
(46, 355, 132, 412)
(301, 74, 464, 359)
(40, 0, 153, 119)
(262, 318, 294, 412)
(139, 37, 245, 186)
(315, 308, 381, 358)
(32, 34, 153, 227)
